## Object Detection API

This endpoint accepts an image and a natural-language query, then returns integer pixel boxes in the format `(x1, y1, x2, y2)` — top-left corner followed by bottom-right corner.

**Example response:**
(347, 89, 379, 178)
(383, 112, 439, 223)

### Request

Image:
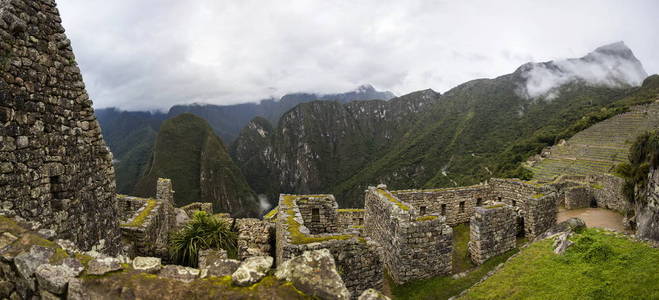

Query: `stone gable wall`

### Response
(468, 204, 517, 264)
(0, 0, 119, 254)
(364, 187, 452, 284)
(275, 194, 383, 298)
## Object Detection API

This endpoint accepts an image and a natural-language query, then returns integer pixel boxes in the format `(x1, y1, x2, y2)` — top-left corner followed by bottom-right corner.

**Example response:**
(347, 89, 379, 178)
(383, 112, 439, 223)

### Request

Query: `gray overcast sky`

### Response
(57, 0, 659, 111)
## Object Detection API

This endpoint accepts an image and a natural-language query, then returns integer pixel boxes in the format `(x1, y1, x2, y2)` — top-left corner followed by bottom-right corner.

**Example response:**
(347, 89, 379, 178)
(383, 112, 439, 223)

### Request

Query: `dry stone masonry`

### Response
(117, 178, 176, 258)
(364, 186, 453, 284)
(0, 0, 120, 254)
(275, 194, 383, 298)
(468, 204, 517, 264)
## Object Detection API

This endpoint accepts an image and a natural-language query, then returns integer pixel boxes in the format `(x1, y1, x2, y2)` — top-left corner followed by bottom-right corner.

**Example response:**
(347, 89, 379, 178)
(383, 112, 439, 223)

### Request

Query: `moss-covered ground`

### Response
(461, 228, 659, 300)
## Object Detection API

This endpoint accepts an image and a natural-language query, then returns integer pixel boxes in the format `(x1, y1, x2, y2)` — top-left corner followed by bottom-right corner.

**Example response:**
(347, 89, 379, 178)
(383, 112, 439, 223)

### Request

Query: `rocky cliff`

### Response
(134, 114, 259, 217)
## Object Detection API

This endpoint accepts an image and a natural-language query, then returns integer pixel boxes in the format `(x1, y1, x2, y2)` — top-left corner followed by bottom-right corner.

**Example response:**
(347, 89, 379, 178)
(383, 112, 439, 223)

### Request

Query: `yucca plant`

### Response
(169, 211, 237, 267)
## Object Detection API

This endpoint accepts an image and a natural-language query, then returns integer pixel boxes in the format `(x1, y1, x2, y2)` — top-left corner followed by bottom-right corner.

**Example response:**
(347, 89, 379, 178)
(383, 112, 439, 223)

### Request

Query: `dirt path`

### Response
(557, 207, 630, 233)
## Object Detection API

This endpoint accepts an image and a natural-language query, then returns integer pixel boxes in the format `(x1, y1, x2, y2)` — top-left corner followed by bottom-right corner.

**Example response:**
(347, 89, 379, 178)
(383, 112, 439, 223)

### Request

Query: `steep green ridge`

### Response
(529, 78, 659, 181)
(134, 114, 259, 217)
(233, 44, 654, 208)
(231, 90, 436, 204)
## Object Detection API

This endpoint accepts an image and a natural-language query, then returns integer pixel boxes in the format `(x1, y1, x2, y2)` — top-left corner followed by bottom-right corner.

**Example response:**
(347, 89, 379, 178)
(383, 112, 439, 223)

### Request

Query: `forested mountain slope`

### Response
(233, 42, 654, 207)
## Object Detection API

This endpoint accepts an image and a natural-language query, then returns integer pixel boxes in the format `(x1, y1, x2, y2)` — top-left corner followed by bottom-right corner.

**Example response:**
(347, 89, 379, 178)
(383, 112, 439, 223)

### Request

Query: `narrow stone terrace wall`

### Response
(468, 204, 516, 264)
(392, 185, 492, 226)
(118, 178, 175, 258)
(0, 0, 120, 254)
(364, 186, 452, 284)
(276, 194, 382, 297)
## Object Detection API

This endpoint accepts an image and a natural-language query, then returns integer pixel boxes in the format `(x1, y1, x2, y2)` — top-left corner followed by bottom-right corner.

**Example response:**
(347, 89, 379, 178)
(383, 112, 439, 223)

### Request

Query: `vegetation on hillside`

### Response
(616, 130, 659, 206)
(134, 113, 259, 217)
(461, 228, 659, 299)
(169, 211, 237, 267)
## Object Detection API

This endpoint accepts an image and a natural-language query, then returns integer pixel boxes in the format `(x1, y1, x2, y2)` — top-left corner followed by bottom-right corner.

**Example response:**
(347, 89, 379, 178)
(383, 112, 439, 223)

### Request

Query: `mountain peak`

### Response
(593, 41, 633, 57)
(355, 84, 376, 93)
(515, 41, 647, 99)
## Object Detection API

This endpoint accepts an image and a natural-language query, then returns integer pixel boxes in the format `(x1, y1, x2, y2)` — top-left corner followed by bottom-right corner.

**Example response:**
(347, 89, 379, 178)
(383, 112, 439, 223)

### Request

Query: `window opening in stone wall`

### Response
(476, 198, 482, 206)
(359, 218, 364, 225)
(50, 176, 62, 199)
(441, 204, 446, 215)
(459, 201, 465, 213)
(420, 206, 427, 215)
(498, 196, 502, 201)
(312, 208, 320, 223)
(512, 200, 517, 207)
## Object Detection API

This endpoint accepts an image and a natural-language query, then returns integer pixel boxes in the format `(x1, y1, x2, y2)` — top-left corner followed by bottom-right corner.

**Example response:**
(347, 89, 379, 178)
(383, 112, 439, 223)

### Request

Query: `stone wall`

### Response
(276, 194, 383, 297)
(296, 195, 339, 234)
(235, 218, 274, 260)
(0, 0, 120, 254)
(564, 186, 595, 209)
(588, 174, 628, 213)
(392, 185, 492, 226)
(364, 186, 452, 284)
(118, 178, 175, 258)
(0, 216, 321, 300)
(337, 209, 365, 231)
(180, 202, 213, 217)
(523, 193, 557, 238)
(468, 204, 517, 264)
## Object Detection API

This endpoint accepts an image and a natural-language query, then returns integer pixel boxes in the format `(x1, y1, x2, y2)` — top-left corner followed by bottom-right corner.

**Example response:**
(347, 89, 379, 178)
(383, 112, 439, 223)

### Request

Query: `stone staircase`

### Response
(529, 98, 659, 182)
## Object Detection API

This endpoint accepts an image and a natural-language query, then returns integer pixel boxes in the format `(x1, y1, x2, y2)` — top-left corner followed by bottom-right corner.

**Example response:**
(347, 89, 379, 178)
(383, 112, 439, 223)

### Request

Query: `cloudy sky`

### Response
(57, 0, 659, 111)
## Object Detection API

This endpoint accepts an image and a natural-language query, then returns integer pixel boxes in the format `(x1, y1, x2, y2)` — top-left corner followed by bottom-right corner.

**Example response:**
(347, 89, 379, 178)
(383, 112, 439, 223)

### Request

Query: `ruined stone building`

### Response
(0, 0, 120, 254)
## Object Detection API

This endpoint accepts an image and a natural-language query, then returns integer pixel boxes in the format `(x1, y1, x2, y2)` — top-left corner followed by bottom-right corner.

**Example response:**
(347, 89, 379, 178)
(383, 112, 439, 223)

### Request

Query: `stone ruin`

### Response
(468, 204, 517, 264)
(364, 186, 453, 284)
(0, 0, 120, 254)
(117, 178, 176, 259)
(275, 194, 384, 297)
(0, 0, 639, 298)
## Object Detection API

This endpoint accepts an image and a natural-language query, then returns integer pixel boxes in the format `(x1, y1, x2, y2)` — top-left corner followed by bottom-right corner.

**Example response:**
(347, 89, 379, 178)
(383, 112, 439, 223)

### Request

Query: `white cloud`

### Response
(518, 42, 648, 99)
(57, 0, 659, 110)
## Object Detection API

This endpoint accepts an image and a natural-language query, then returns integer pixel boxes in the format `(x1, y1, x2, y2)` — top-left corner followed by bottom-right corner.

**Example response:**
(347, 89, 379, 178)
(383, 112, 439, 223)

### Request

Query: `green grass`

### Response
(415, 215, 439, 222)
(452, 223, 475, 273)
(392, 248, 518, 300)
(461, 228, 659, 300)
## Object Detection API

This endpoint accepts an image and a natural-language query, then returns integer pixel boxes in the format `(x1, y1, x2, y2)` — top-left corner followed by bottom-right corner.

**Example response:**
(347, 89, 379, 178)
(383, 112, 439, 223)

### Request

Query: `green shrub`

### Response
(169, 211, 237, 267)
(616, 131, 659, 205)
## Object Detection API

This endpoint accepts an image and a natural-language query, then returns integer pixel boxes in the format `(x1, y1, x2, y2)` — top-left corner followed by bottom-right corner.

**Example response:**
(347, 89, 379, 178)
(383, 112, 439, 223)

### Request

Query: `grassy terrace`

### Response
(531, 103, 659, 182)
(461, 228, 659, 300)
